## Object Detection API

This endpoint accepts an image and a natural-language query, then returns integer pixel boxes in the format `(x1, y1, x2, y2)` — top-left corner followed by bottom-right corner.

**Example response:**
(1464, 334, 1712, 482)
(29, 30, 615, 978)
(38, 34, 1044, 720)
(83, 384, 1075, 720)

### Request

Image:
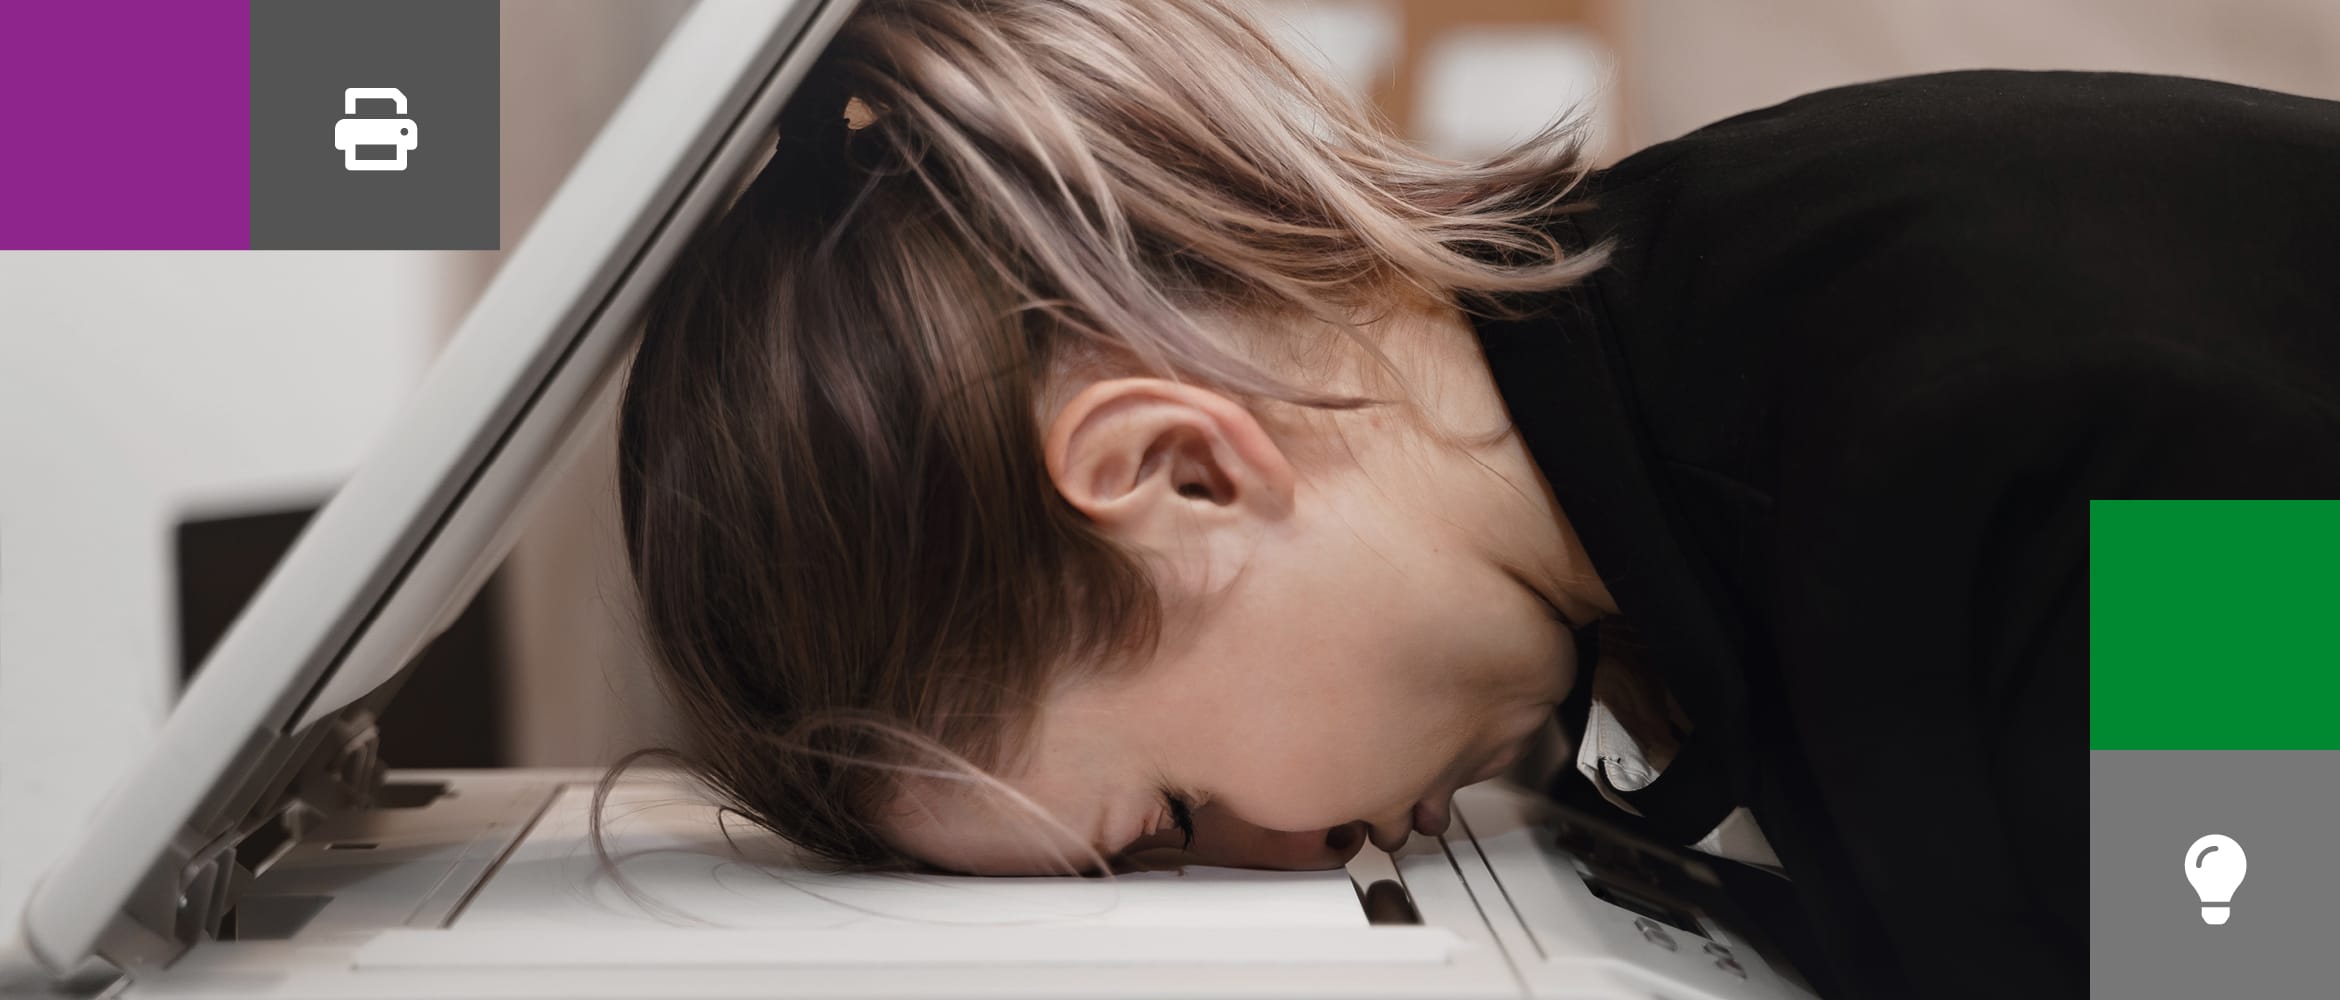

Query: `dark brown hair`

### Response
(611, 0, 1606, 873)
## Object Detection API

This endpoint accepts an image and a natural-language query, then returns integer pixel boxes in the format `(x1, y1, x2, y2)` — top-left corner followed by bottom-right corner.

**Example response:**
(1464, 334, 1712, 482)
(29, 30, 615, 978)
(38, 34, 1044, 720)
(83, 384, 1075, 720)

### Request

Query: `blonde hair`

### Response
(610, 0, 1607, 873)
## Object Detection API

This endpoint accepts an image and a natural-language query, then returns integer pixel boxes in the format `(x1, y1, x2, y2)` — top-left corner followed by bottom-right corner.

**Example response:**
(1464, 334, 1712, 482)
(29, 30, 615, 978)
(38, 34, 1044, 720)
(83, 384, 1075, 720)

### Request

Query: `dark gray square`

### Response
(251, 0, 498, 250)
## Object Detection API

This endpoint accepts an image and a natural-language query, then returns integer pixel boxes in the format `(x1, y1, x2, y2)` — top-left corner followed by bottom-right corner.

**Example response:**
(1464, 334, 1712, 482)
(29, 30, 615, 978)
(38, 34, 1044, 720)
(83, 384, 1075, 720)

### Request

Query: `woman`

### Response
(611, 0, 2340, 996)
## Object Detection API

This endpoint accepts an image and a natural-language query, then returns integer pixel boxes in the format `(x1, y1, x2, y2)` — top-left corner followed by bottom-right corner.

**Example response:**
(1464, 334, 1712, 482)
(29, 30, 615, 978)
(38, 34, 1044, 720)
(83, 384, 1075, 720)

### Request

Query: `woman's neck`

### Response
(1284, 294, 1620, 628)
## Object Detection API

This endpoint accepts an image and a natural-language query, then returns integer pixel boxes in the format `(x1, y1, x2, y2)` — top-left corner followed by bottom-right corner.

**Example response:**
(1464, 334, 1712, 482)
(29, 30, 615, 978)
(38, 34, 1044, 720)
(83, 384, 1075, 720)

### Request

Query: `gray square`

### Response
(2091, 751, 2340, 997)
(251, 0, 498, 250)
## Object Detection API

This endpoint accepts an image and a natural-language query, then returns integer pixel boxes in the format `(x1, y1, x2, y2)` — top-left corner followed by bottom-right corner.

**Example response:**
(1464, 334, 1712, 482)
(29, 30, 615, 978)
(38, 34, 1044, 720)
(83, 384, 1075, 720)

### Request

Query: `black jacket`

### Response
(1472, 70, 2340, 998)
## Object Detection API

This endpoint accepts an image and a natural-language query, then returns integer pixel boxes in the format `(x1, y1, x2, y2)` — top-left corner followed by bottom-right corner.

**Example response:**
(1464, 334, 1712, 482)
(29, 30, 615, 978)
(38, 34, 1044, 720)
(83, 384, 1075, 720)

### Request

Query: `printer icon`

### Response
(334, 87, 418, 171)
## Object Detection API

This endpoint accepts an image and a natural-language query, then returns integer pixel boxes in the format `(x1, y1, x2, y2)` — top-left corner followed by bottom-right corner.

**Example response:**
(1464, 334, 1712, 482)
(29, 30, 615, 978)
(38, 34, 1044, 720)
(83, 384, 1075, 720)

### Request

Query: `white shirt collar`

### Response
(1574, 696, 1786, 876)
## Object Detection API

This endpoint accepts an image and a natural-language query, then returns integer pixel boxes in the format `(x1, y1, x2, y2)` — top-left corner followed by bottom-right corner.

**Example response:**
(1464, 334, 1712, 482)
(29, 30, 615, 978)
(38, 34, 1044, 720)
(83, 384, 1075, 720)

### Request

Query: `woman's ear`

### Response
(1044, 378, 1297, 581)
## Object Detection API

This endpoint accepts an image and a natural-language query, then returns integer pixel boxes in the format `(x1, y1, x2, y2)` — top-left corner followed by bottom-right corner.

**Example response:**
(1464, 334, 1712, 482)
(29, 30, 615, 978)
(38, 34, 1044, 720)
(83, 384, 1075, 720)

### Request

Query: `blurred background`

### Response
(5, 0, 2339, 906)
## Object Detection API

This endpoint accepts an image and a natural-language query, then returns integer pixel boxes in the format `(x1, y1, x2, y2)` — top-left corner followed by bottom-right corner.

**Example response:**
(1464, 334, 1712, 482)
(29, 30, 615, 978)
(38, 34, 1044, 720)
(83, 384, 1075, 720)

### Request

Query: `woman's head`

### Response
(616, 0, 1611, 876)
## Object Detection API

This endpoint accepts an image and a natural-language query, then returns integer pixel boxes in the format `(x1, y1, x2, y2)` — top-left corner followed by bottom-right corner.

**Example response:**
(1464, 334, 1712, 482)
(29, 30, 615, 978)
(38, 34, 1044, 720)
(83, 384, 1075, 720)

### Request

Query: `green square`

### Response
(2090, 500, 2340, 749)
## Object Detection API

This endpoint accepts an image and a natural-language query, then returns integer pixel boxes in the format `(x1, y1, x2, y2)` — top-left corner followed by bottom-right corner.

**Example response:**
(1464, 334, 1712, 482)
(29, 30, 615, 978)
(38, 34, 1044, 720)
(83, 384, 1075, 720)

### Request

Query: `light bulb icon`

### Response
(2184, 834, 2247, 925)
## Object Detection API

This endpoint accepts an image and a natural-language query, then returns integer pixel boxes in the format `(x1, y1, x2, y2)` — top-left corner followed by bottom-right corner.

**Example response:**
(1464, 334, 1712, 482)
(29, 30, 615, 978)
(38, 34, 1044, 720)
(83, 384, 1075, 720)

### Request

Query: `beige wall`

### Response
(1623, 0, 2340, 148)
(452, 0, 692, 766)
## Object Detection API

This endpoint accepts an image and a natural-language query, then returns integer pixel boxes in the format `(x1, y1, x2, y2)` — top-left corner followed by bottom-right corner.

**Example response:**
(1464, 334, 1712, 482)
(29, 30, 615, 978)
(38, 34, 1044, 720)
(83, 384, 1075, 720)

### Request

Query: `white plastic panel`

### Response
(95, 773, 1839, 999)
(1449, 784, 1818, 1000)
(356, 926, 1456, 969)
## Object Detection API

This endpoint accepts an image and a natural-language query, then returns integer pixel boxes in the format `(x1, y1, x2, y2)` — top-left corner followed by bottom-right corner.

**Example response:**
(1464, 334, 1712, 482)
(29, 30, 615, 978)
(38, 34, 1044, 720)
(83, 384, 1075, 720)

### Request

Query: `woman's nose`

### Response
(1363, 794, 1458, 853)
(1363, 809, 1412, 853)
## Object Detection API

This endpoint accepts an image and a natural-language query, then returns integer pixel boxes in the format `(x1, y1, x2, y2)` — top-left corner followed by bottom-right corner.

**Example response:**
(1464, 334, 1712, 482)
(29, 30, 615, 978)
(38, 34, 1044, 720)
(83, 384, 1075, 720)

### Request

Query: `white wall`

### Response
(0, 251, 442, 918)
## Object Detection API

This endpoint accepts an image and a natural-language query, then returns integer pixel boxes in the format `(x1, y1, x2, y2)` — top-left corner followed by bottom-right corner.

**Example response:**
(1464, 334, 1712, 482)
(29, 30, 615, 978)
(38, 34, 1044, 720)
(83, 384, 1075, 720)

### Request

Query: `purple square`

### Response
(0, 0, 251, 250)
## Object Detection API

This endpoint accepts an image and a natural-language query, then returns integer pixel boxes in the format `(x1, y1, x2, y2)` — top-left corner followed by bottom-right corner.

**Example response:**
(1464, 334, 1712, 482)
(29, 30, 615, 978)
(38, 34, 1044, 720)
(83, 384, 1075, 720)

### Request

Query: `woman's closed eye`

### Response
(1162, 788, 1197, 850)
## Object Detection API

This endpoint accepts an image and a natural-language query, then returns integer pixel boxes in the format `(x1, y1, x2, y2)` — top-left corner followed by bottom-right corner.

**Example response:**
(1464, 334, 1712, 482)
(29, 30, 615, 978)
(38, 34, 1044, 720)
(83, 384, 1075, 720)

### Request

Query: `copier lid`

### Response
(10, 0, 859, 981)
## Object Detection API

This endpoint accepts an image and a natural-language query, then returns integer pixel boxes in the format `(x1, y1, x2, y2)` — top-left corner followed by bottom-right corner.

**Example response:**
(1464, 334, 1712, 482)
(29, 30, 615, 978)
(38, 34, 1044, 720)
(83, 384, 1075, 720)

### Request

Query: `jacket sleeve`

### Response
(1766, 339, 2340, 999)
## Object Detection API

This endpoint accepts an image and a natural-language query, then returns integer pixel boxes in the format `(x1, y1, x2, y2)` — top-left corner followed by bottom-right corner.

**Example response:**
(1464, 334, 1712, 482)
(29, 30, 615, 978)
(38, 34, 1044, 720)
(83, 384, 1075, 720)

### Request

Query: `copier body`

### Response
(111, 771, 1818, 999)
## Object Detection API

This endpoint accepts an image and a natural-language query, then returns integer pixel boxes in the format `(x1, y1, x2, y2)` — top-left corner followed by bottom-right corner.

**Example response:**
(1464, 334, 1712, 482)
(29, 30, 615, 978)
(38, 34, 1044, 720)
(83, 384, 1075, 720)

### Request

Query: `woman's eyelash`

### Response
(1162, 789, 1197, 850)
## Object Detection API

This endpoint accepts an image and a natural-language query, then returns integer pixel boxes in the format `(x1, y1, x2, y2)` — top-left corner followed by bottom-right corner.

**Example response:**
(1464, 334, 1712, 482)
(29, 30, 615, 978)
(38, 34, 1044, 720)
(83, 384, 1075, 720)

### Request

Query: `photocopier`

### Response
(0, 2, 1822, 996)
